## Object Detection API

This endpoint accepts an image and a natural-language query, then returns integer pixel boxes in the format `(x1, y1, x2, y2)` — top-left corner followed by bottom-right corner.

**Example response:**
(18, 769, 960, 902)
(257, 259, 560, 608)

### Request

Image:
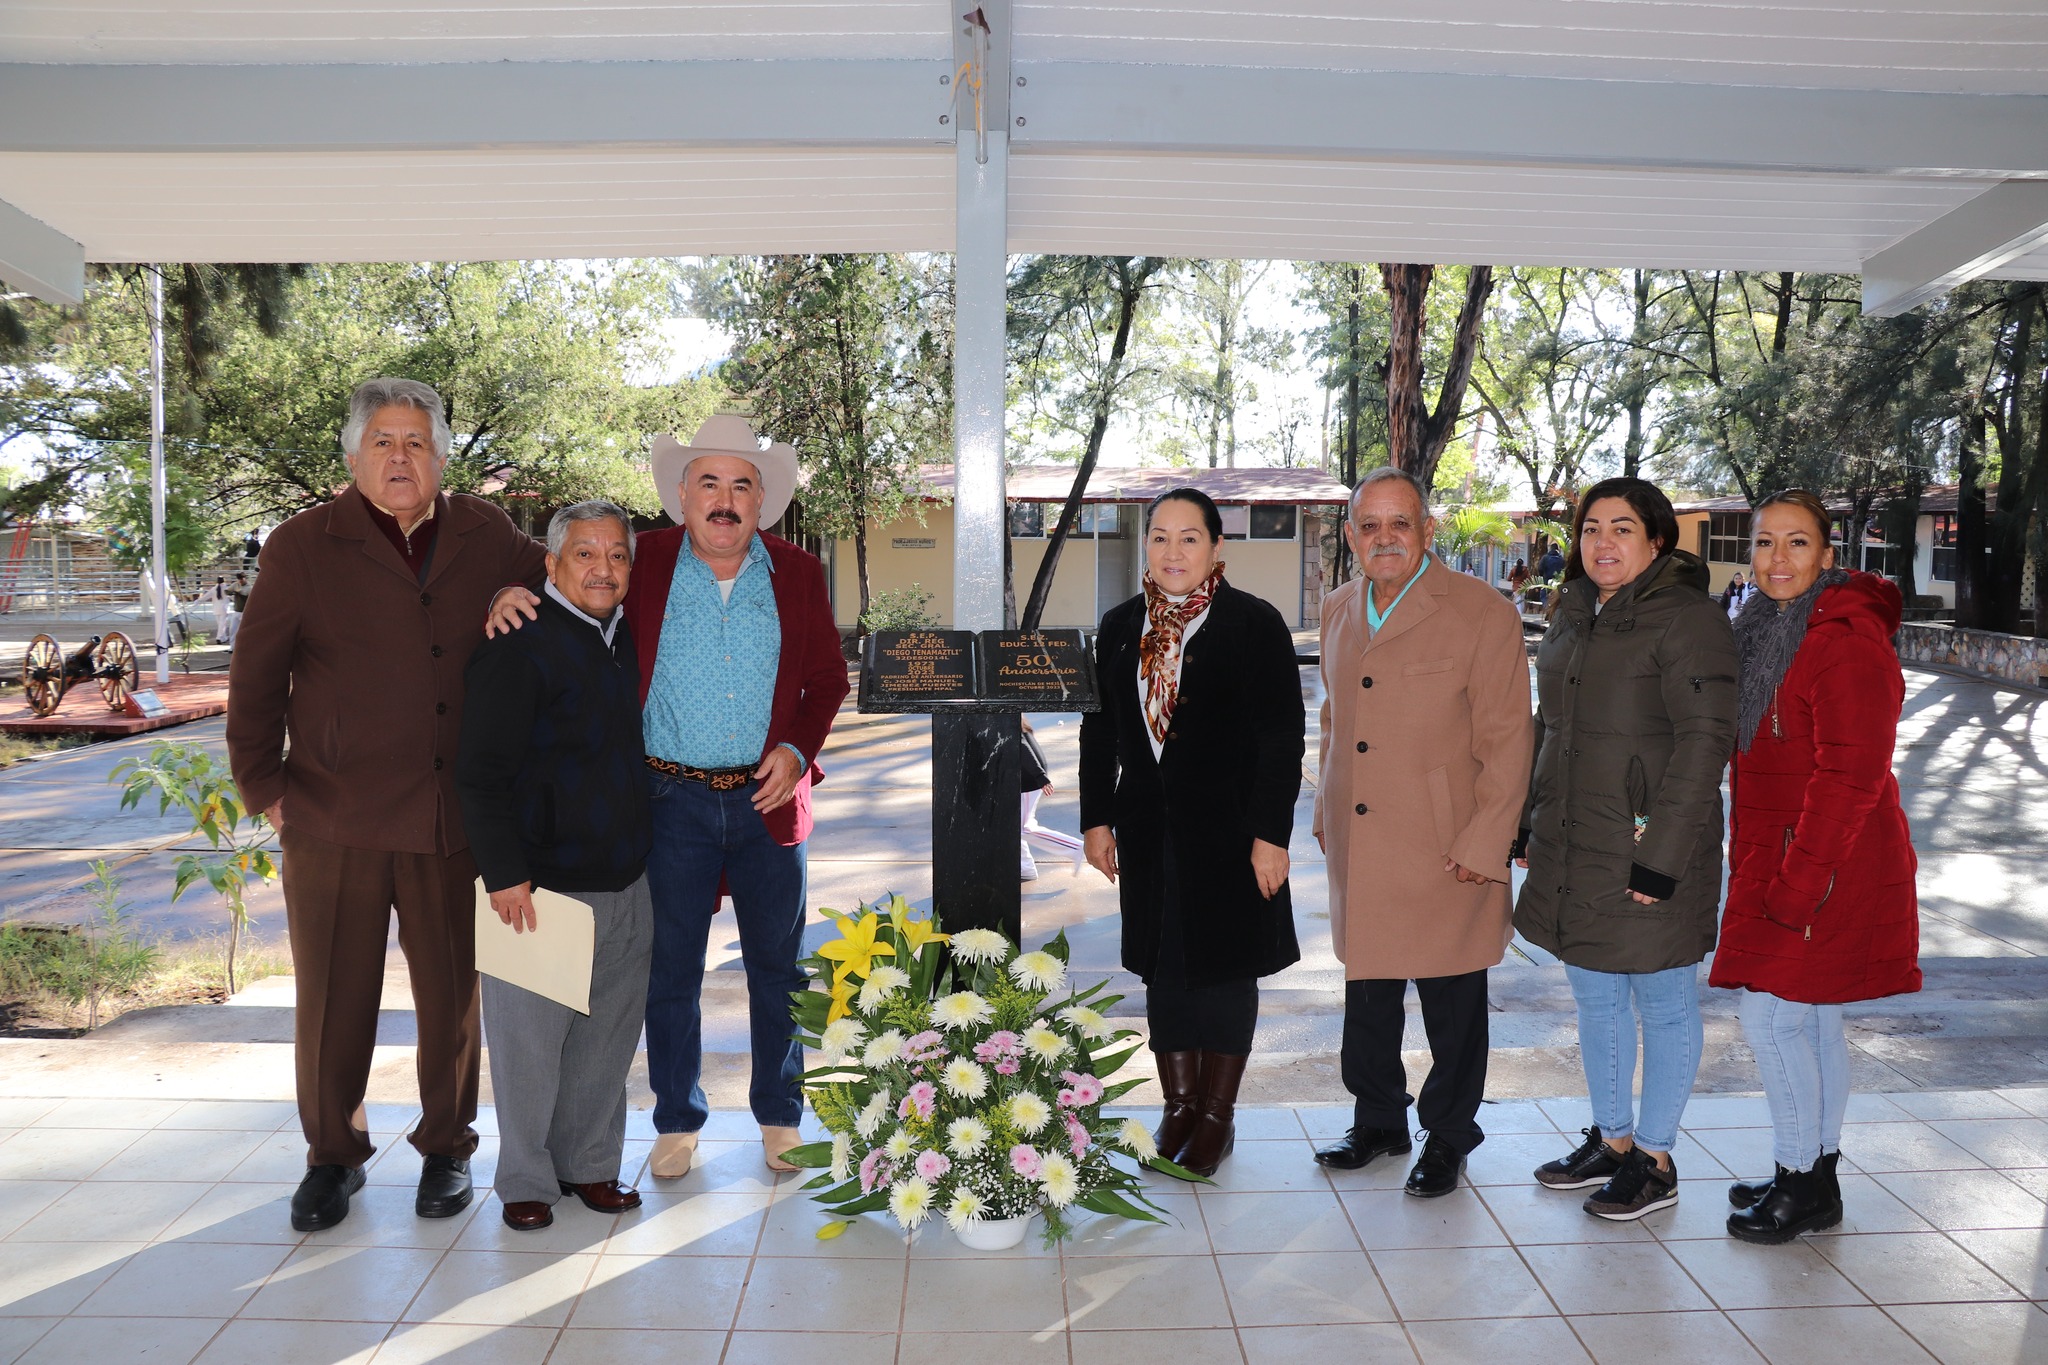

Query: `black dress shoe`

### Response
(416, 1153, 473, 1219)
(1314, 1125, 1413, 1171)
(291, 1163, 365, 1232)
(1404, 1135, 1466, 1198)
(1727, 1162, 1843, 1244)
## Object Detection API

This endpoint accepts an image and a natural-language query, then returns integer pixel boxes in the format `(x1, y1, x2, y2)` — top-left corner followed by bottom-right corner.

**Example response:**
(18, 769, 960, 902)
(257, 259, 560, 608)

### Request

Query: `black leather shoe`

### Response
(291, 1163, 365, 1232)
(1731, 1148, 1842, 1210)
(1727, 1162, 1842, 1244)
(416, 1153, 473, 1219)
(1314, 1125, 1413, 1171)
(1404, 1135, 1466, 1198)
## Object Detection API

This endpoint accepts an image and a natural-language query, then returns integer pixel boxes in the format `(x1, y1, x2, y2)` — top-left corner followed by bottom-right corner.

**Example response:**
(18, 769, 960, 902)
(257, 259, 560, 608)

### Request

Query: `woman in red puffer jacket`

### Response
(1710, 489, 1919, 1246)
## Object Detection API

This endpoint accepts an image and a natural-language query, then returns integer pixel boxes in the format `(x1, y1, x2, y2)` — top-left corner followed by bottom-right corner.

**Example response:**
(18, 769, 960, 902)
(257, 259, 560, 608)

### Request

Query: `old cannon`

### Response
(20, 632, 141, 718)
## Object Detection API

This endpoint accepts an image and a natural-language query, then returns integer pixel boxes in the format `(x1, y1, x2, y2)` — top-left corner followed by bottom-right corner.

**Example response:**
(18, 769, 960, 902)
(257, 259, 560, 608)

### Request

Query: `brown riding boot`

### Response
(1152, 1051, 1203, 1161)
(1175, 1052, 1249, 1178)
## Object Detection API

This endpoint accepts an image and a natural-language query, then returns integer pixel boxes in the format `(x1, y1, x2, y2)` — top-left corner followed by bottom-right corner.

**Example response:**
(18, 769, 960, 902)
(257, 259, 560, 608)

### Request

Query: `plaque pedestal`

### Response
(931, 711, 1023, 944)
(857, 628, 1098, 946)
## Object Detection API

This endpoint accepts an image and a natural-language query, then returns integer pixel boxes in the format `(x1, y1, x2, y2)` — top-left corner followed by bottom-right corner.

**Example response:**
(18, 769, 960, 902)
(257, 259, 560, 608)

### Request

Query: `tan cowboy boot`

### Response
(650, 1131, 699, 1179)
(761, 1125, 803, 1172)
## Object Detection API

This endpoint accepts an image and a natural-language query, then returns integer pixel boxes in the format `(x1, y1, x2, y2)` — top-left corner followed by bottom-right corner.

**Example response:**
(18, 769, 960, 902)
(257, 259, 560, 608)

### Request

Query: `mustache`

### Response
(706, 509, 742, 524)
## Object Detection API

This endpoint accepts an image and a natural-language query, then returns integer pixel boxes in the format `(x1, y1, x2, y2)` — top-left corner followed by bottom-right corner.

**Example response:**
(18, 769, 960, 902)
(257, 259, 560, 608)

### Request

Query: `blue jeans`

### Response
(645, 774, 808, 1134)
(1564, 962, 1703, 1153)
(1739, 990, 1848, 1171)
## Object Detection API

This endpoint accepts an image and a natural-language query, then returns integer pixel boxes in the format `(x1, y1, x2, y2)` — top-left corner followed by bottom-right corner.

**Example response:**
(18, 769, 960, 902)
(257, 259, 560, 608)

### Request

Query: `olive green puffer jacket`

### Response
(1513, 550, 1738, 974)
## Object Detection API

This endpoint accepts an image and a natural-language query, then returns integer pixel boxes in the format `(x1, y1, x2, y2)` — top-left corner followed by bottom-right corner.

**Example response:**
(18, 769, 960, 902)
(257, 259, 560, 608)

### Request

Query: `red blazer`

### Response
(1710, 573, 1920, 1004)
(622, 527, 849, 846)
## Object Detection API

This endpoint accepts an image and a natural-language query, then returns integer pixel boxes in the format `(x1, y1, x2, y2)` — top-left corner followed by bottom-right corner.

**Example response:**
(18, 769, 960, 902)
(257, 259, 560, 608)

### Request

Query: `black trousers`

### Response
(1341, 969, 1490, 1155)
(1144, 846, 1258, 1056)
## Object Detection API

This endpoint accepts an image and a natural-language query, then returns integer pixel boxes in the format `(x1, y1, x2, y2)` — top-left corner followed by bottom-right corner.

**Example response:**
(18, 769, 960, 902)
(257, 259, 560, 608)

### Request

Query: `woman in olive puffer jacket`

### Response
(1513, 477, 1738, 1223)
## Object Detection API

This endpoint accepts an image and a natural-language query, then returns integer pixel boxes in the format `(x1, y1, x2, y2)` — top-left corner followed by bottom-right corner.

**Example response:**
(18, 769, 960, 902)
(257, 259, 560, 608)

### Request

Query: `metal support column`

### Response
(147, 265, 170, 685)
(933, 1, 1022, 944)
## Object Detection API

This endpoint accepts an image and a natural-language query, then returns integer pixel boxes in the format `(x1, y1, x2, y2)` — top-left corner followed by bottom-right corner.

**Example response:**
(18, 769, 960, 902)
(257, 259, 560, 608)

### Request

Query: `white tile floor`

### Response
(2, 1093, 2046, 1364)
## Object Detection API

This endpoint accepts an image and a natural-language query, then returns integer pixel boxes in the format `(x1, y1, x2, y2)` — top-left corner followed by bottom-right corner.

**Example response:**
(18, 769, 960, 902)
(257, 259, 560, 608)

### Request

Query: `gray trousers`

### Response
(483, 874, 654, 1206)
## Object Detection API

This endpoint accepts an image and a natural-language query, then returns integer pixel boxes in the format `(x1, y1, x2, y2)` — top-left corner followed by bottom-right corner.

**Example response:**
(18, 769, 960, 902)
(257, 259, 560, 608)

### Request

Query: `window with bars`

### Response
(1708, 511, 1752, 565)
(1931, 513, 1957, 582)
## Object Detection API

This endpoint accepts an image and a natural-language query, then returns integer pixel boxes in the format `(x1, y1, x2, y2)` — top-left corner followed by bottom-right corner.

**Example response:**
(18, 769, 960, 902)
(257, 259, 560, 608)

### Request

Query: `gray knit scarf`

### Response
(1732, 567, 1851, 753)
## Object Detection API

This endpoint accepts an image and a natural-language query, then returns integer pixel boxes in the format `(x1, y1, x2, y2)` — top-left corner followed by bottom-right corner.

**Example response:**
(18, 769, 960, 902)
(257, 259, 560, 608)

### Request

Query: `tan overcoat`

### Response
(1313, 559, 1534, 980)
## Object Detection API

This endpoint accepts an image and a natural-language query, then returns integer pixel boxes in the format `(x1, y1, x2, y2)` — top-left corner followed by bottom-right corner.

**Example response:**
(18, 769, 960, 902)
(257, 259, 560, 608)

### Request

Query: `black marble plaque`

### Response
(977, 629, 1097, 708)
(860, 629, 978, 708)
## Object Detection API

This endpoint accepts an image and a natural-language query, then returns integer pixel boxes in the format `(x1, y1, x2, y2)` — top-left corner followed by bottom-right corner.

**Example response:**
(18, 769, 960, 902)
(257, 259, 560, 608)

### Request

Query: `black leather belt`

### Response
(645, 756, 754, 791)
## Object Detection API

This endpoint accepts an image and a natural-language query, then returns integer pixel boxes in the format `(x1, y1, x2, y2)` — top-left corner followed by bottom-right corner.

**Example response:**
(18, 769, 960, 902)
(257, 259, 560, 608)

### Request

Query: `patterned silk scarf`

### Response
(1137, 563, 1224, 746)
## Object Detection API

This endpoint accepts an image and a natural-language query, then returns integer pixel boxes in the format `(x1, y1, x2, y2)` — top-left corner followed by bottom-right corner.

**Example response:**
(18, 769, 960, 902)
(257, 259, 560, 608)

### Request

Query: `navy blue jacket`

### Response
(456, 593, 652, 894)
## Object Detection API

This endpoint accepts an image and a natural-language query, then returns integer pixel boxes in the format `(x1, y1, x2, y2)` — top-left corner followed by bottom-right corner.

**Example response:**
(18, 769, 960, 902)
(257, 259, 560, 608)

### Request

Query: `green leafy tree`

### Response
(698, 254, 952, 628)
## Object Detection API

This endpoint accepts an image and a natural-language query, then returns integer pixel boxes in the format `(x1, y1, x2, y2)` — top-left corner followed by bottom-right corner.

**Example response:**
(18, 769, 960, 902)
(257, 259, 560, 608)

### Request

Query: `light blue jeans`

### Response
(1739, 990, 1849, 1171)
(1564, 962, 1704, 1154)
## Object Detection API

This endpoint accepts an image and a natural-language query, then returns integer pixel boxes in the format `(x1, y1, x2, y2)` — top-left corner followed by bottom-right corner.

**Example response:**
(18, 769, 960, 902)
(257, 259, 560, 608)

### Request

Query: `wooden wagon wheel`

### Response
(22, 633, 63, 717)
(96, 632, 141, 712)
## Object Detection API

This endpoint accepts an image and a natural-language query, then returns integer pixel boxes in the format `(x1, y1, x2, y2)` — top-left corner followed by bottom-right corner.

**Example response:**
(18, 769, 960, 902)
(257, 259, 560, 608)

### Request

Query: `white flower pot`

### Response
(954, 1213, 1033, 1250)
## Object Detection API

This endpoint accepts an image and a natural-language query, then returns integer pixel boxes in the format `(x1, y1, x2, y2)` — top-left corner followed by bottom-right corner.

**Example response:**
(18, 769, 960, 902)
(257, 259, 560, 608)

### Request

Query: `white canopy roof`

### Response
(5, 1, 2048, 313)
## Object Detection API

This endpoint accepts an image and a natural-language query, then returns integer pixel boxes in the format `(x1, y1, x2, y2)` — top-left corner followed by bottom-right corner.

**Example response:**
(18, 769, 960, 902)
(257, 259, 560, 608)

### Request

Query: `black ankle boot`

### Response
(1726, 1163, 1843, 1244)
(1728, 1171, 1774, 1210)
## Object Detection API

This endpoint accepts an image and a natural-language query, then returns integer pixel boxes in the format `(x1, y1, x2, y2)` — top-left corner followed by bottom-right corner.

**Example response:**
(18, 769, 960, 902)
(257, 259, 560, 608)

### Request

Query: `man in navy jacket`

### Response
(458, 501, 653, 1231)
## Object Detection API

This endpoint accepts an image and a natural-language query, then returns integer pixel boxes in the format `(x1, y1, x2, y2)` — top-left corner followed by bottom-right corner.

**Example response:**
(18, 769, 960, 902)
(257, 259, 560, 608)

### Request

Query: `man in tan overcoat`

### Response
(1310, 467, 1533, 1197)
(229, 377, 545, 1233)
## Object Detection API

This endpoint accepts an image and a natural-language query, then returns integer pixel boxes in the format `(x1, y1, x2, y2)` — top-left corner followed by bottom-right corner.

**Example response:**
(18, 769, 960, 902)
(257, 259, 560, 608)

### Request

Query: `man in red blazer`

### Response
(492, 416, 847, 1179)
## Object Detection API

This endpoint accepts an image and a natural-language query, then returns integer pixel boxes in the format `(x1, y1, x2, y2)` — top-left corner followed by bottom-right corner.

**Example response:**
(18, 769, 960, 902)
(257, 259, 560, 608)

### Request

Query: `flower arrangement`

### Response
(783, 894, 1188, 1243)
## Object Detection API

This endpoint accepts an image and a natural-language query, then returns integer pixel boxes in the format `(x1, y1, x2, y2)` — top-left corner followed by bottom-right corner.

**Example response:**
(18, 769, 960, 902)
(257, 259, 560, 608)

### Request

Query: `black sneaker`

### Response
(1583, 1146, 1679, 1221)
(1534, 1126, 1625, 1190)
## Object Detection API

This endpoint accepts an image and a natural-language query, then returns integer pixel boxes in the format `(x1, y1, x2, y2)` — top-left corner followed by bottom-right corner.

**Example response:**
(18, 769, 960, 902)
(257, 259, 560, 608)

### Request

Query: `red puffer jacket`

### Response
(1710, 572, 1920, 1004)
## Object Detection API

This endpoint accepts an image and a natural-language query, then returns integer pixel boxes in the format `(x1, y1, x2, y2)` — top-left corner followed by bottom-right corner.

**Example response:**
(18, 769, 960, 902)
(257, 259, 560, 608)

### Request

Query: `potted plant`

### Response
(783, 894, 1191, 1247)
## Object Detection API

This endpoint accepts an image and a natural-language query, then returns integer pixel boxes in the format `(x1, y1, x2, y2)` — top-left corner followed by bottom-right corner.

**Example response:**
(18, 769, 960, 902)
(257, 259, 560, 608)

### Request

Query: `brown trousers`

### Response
(280, 824, 481, 1168)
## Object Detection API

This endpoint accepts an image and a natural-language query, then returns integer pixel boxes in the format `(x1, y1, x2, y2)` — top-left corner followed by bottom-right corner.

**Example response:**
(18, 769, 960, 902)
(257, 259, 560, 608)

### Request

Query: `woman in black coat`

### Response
(1079, 487, 1305, 1177)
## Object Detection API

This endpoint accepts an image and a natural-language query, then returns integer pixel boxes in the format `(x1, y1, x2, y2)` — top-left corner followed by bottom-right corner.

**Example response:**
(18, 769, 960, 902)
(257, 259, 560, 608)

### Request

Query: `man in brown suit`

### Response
(229, 377, 545, 1232)
(1309, 468, 1533, 1197)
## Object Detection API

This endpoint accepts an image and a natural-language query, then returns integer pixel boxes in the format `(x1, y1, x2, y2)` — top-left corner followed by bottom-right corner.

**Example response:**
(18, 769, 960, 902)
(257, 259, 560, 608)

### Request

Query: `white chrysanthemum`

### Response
(854, 1090, 890, 1139)
(931, 990, 993, 1030)
(941, 1058, 990, 1099)
(861, 1029, 906, 1070)
(1008, 1092, 1053, 1135)
(1056, 1004, 1115, 1042)
(949, 928, 1011, 964)
(946, 1116, 991, 1156)
(889, 1177, 935, 1228)
(943, 1188, 987, 1230)
(829, 1132, 855, 1181)
(1038, 1151, 1080, 1207)
(819, 1017, 866, 1062)
(1022, 1023, 1070, 1062)
(1118, 1117, 1158, 1160)
(1008, 950, 1067, 993)
(885, 1129, 917, 1160)
(855, 964, 912, 1011)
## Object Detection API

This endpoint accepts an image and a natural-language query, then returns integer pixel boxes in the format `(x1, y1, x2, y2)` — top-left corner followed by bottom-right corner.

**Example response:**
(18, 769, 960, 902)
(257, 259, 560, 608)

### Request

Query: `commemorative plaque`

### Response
(977, 629, 1097, 708)
(859, 629, 978, 710)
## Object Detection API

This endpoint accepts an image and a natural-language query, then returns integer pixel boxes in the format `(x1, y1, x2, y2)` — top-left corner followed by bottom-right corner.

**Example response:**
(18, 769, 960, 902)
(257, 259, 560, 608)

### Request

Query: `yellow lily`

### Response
(817, 909, 894, 982)
(887, 895, 950, 954)
(823, 973, 858, 1024)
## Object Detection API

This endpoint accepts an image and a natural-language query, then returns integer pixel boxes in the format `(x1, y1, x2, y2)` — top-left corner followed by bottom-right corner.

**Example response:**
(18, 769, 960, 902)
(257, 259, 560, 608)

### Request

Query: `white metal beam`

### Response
(5, 59, 2047, 182)
(1009, 62, 2048, 179)
(951, 11, 1011, 633)
(0, 194, 83, 305)
(0, 61, 949, 152)
(1862, 181, 2048, 317)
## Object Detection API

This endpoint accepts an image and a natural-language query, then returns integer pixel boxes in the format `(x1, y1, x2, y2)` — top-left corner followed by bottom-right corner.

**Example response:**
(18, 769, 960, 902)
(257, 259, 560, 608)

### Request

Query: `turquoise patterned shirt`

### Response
(643, 533, 791, 769)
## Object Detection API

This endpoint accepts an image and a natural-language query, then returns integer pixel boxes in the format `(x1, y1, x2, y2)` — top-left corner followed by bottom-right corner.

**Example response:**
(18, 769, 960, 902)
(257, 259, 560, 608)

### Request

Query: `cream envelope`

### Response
(473, 879, 595, 1014)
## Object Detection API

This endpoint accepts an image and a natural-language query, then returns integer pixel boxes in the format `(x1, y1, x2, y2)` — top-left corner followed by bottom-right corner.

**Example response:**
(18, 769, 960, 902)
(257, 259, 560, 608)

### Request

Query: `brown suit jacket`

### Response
(1313, 559, 1534, 980)
(228, 486, 546, 856)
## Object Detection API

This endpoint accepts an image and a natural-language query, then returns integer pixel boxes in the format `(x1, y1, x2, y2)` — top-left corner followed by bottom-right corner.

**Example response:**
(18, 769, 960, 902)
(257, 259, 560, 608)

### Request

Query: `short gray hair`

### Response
(1349, 466, 1432, 523)
(547, 500, 635, 561)
(341, 377, 453, 461)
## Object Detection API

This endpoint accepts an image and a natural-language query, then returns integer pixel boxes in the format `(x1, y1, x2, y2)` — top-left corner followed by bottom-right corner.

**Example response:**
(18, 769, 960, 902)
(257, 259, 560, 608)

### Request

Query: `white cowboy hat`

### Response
(650, 414, 799, 530)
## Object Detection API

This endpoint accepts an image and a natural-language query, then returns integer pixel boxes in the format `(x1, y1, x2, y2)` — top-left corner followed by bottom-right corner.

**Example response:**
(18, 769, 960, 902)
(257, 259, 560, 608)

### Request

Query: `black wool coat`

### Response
(1078, 580, 1305, 986)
